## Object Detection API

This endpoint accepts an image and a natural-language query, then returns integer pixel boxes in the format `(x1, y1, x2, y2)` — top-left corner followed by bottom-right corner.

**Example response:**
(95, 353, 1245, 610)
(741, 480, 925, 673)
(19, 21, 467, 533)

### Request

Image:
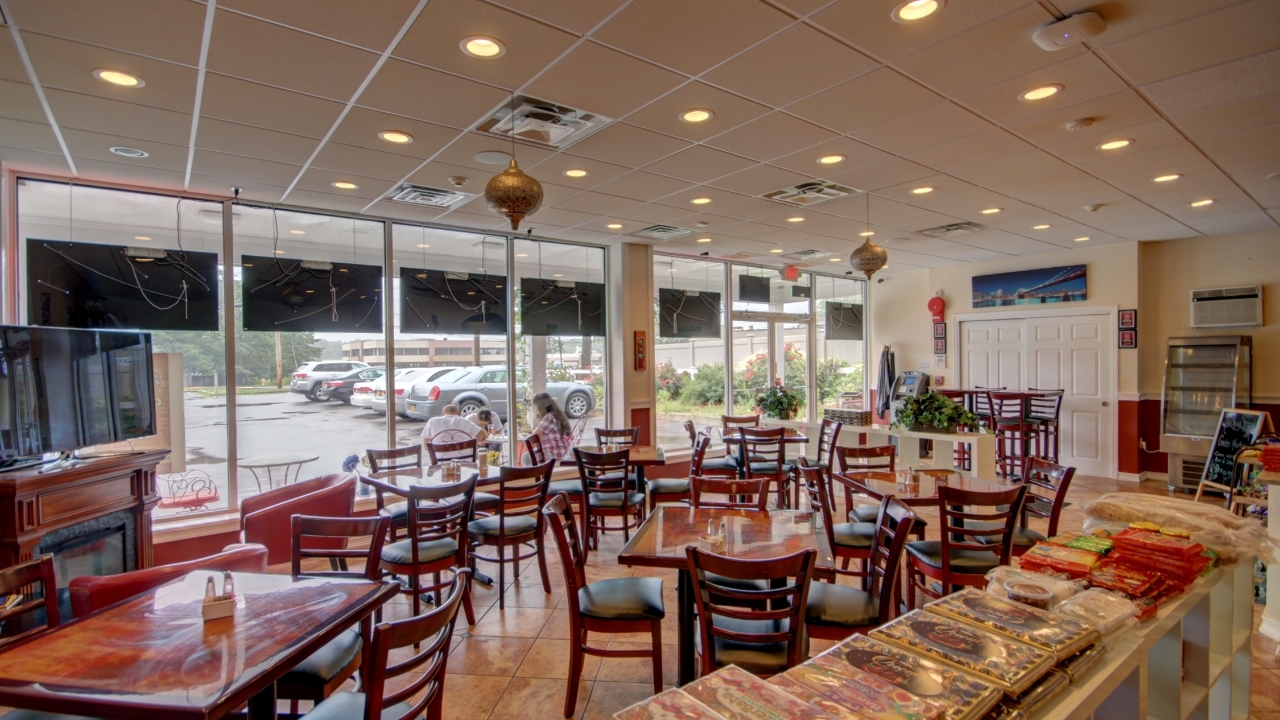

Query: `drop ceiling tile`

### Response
(644, 145, 757, 183)
(675, 212, 748, 232)
(653, 186, 748, 211)
(1052, 119, 1185, 167)
(575, 217, 641, 236)
(590, 170, 692, 202)
(1171, 90, 1280, 140)
(0, 32, 31, 84)
(1006, 90, 1160, 147)
(371, 201, 450, 224)
(716, 197, 795, 222)
(954, 229, 1058, 256)
(905, 186, 1018, 220)
(187, 174, 284, 203)
(1052, 0, 1243, 48)
(524, 42, 684, 119)
(704, 112, 837, 162)
(551, 191, 639, 217)
(195, 118, 320, 166)
(563, 122, 690, 169)
(220, 0, 420, 51)
(853, 102, 992, 155)
(1182, 209, 1276, 235)
(552, 228, 618, 244)
(895, 4, 1075, 97)
(430, 132, 555, 173)
(1217, 147, 1280, 206)
(812, 0, 1029, 63)
(310, 142, 426, 182)
(61, 128, 188, 172)
(1196, 121, 1280, 160)
(0, 79, 52, 124)
(706, 163, 811, 197)
(527, 154, 633, 190)
(73, 157, 186, 189)
(702, 24, 878, 107)
(770, 137, 892, 176)
(0, 118, 64, 155)
(822, 156, 935, 192)
(625, 82, 771, 142)
(958, 53, 1129, 126)
(786, 67, 941, 134)
(206, 10, 379, 102)
(511, 206, 594, 228)
(281, 186, 373, 213)
(5, 0, 207, 65)
(527, 181, 581, 208)
(192, 150, 303, 189)
(1141, 49, 1280, 120)
(612, 203, 700, 225)
(21, 35, 198, 114)
(593, 0, 792, 76)
(906, 128, 1034, 172)
(43, 88, 192, 146)
(487, 0, 629, 34)
(1075, 138, 1208, 184)
(394, 0, 579, 89)
(1100, 0, 1280, 86)
(358, 59, 509, 130)
(292, 167, 392, 201)
(403, 160, 492, 193)
(328, 107, 459, 160)
(202, 73, 345, 138)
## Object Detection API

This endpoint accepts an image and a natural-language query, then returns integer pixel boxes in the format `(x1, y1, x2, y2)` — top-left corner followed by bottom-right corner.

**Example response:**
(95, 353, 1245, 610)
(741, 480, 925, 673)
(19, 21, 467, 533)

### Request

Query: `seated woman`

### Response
(528, 392, 574, 462)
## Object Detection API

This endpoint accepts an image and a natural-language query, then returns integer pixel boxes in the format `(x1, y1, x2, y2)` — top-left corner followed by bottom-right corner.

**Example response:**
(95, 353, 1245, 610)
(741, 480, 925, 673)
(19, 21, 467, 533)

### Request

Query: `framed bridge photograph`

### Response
(971, 264, 1087, 308)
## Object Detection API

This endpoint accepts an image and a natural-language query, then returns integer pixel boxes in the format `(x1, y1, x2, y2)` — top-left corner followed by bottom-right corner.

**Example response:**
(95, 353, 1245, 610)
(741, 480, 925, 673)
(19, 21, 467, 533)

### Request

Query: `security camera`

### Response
(1084, 204, 1103, 212)
(699, 251, 710, 256)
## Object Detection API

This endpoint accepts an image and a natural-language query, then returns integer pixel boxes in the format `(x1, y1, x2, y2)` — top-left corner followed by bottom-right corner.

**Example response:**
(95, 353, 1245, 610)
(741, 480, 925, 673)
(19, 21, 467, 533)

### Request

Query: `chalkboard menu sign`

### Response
(1201, 409, 1270, 488)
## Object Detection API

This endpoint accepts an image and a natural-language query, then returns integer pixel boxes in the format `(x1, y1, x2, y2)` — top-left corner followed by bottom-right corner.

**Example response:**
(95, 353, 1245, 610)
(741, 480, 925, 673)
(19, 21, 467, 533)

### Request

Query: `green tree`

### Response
(681, 362, 726, 406)
(655, 360, 688, 401)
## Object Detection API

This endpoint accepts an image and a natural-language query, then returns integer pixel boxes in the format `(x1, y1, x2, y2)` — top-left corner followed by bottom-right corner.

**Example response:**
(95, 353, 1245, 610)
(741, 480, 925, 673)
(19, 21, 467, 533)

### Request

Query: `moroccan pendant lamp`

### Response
(850, 191, 887, 278)
(484, 95, 543, 230)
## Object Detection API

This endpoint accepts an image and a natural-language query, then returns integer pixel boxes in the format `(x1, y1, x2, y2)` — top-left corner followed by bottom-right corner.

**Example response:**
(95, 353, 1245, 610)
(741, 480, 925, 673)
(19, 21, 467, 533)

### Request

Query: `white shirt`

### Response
(464, 411, 503, 435)
(421, 414, 484, 439)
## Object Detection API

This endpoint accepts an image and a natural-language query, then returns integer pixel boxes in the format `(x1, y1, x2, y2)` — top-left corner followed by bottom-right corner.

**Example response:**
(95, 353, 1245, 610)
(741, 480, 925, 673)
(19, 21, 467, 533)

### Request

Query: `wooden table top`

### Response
(722, 427, 809, 444)
(835, 469, 1009, 506)
(0, 572, 397, 720)
(574, 445, 666, 465)
(618, 506, 834, 570)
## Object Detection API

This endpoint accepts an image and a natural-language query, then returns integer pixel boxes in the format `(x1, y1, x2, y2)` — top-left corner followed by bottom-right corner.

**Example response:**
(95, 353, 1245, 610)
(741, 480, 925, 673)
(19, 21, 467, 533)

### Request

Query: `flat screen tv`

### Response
(738, 274, 771, 303)
(825, 301, 863, 340)
(27, 238, 219, 331)
(401, 268, 508, 335)
(658, 288, 721, 339)
(519, 278, 605, 337)
(241, 255, 383, 333)
(0, 326, 155, 462)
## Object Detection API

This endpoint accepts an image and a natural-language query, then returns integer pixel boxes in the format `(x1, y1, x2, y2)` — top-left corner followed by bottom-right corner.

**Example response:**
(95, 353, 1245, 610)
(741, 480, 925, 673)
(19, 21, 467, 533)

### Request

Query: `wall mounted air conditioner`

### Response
(1190, 286, 1262, 327)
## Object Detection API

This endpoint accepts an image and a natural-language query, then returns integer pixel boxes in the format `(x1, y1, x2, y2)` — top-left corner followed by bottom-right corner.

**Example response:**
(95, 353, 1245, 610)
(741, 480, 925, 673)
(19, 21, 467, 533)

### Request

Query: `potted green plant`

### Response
(756, 385, 801, 420)
(892, 391, 979, 433)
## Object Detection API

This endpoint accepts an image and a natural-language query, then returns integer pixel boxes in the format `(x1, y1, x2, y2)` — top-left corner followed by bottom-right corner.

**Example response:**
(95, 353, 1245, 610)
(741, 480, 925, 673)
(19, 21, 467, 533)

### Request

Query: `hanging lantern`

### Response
(484, 158, 543, 230)
(850, 237, 888, 278)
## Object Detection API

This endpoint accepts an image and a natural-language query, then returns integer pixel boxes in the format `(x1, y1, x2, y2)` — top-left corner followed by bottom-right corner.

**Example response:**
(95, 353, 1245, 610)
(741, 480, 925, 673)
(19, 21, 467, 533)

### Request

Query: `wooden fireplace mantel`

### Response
(0, 450, 167, 570)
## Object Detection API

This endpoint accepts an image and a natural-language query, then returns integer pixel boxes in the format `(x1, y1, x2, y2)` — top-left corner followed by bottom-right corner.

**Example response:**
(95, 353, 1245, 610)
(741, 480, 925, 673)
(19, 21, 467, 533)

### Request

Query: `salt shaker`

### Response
(222, 570, 235, 599)
(204, 575, 216, 602)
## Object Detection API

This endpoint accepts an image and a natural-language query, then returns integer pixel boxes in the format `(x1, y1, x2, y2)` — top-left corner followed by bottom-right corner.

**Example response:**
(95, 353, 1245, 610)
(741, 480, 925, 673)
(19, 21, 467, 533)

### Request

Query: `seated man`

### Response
(464, 408, 504, 435)
(422, 404, 489, 444)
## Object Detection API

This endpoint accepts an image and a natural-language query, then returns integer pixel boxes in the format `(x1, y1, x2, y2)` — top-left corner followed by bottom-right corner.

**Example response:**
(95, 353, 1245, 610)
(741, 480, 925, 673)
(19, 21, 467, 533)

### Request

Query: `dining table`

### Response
(834, 468, 1009, 509)
(618, 505, 835, 685)
(0, 571, 398, 719)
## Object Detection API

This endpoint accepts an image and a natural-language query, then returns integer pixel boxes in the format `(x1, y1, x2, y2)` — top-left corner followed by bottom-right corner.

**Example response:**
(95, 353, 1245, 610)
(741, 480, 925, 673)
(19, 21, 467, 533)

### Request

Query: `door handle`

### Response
(1101, 401, 1109, 407)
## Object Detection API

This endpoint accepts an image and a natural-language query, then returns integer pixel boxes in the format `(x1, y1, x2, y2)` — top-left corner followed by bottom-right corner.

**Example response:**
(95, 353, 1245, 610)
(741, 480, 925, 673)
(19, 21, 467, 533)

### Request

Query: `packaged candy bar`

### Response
(1056, 643, 1107, 681)
(1088, 560, 1157, 597)
(613, 688, 729, 720)
(781, 661, 945, 720)
(998, 670, 1069, 716)
(924, 588, 1100, 660)
(769, 673, 865, 720)
(1018, 544, 1099, 579)
(681, 665, 832, 720)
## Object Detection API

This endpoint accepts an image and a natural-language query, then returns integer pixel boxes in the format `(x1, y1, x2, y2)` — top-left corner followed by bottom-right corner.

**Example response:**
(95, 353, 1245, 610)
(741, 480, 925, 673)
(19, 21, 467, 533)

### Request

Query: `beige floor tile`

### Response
(443, 674, 510, 720)
(515, 637, 603, 680)
(489, 676, 591, 720)
(470, 606, 556, 638)
(447, 635, 535, 677)
(583, 681, 663, 720)
(594, 641, 677, 686)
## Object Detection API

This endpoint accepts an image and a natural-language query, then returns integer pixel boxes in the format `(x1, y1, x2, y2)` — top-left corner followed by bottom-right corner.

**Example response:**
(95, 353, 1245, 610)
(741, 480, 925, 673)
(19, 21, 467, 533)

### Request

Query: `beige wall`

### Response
(1138, 229, 1279, 400)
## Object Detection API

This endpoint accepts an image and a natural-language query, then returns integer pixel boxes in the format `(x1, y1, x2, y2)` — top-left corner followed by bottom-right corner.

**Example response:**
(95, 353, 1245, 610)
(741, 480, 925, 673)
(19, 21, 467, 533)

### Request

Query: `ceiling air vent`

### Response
(763, 180, 857, 206)
(1190, 286, 1263, 327)
(631, 225, 693, 242)
(386, 183, 474, 208)
(917, 221, 986, 239)
(781, 249, 833, 262)
(477, 96, 613, 150)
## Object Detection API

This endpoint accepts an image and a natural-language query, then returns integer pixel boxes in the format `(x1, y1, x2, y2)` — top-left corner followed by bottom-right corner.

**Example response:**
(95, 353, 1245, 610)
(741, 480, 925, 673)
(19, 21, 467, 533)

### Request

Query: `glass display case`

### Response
(1161, 336, 1252, 489)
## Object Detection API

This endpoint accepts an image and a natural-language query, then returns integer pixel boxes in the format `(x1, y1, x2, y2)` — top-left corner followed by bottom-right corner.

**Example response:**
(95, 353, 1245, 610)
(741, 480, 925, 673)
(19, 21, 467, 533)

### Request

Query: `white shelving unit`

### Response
(1036, 561, 1254, 720)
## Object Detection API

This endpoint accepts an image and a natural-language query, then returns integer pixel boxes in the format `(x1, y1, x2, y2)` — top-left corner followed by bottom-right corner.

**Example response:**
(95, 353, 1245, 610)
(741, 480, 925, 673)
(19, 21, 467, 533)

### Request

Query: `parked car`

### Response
(315, 366, 386, 404)
(405, 366, 596, 422)
(291, 360, 370, 400)
(372, 366, 466, 417)
(350, 372, 384, 409)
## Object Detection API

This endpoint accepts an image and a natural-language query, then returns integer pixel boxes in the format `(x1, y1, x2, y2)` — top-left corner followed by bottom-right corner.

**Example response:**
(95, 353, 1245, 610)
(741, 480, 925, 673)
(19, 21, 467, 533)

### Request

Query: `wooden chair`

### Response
(812, 418, 844, 481)
(305, 569, 471, 720)
(467, 461, 555, 609)
(832, 445, 895, 524)
(594, 427, 639, 446)
(683, 419, 698, 446)
(280, 515, 391, 716)
(719, 413, 759, 470)
(972, 458, 1076, 556)
(543, 495, 664, 717)
(831, 470, 927, 542)
(935, 390, 973, 470)
(690, 474, 770, 511)
(685, 546, 815, 677)
(525, 433, 547, 465)
(806, 495, 919, 641)
(1027, 389, 1064, 463)
(573, 447, 644, 549)
(0, 555, 59, 649)
(972, 388, 1005, 431)
(369, 476, 478, 624)
(799, 461, 872, 582)
(366, 446, 423, 541)
(739, 426, 790, 509)
(990, 392, 1037, 480)
(426, 437, 478, 465)
(69, 545, 267, 617)
(904, 483, 1027, 608)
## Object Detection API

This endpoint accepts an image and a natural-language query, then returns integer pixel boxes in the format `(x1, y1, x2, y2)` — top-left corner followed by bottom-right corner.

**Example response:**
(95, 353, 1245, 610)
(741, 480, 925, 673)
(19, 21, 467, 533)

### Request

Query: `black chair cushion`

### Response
(468, 514, 538, 537)
(303, 691, 418, 720)
(702, 455, 739, 471)
(282, 629, 362, 684)
(693, 615, 807, 676)
(832, 522, 875, 549)
(588, 491, 645, 509)
(380, 537, 458, 566)
(905, 541, 1000, 573)
(648, 478, 690, 495)
(547, 479, 583, 496)
(806, 582, 878, 627)
(578, 577, 665, 621)
(382, 502, 408, 521)
(473, 491, 500, 509)
(967, 521, 1046, 547)
(851, 505, 929, 530)
(704, 573, 768, 593)
(746, 461, 783, 475)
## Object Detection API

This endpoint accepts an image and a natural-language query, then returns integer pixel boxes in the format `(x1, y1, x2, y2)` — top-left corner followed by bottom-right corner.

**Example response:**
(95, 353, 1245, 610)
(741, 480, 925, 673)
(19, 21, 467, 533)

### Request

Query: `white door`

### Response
(959, 313, 1115, 478)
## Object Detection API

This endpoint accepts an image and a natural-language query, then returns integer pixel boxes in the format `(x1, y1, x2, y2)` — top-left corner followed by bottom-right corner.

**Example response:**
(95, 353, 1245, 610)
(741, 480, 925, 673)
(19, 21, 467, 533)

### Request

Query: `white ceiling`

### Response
(1, 0, 1277, 276)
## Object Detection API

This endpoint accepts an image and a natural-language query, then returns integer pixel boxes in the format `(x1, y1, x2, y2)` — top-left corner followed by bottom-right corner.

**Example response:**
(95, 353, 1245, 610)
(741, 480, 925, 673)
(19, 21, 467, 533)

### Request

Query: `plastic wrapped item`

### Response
(1018, 544, 1101, 579)
(986, 566, 1080, 608)
(1082, 493, 1275, 564)
(1056, 589, 1139, 641)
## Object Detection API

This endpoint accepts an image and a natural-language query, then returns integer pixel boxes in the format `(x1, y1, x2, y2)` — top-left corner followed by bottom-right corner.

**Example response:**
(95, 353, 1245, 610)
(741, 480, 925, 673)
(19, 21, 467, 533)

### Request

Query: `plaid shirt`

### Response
(534, 413, 574, 462)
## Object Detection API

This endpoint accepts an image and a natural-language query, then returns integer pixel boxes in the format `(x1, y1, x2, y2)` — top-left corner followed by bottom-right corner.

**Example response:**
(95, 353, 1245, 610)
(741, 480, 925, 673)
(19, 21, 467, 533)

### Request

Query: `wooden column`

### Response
(608, 243, 656, 445)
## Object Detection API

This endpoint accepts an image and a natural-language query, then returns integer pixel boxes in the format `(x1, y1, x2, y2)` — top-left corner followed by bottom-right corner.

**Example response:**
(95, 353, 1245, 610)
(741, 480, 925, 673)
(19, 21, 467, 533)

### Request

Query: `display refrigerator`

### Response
(1160, 336, 1252, 490)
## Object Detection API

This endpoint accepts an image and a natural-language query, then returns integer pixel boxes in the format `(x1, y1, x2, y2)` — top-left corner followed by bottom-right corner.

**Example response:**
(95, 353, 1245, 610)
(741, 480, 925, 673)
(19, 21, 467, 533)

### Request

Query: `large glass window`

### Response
(814, 275, 867, 412)
(653, 256, 727, 447)
(729, 265, 811, 417)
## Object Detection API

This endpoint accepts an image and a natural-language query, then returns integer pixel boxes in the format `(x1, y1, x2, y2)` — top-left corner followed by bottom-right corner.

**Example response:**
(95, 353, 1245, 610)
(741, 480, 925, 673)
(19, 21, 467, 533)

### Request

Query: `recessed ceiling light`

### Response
(563, 169, 588, 178)
(818, 154, 846, 165)
(911, 186, 934, 194)
(606, 223, 623, 229)
(290, 230, 306, 235)
(680, 109, 713, 123)
(859, 231, 875, 237)
(134, 236, 151, 241)
(378, 130, 413, 144)
(552, 273, 564, 277)
(476, 267, 486, 272)
(787, 217, 805, 223)
(1032, 224, 1051, 230)
(1019, 84, 1062, 101)
(1097, 139, 1132, 150)
(109, 146, 148, 158)
(1189, 199, 1215, 207)
(828, 257, 842, 262)
(331, 181, 359, 190)
(690, 197, 712, 205)
(93, 69, 144, 87)
(1074, 236, 1090, 242)
(893, 0, 944, 22)
(769, 248, 784, 253)
(1152, 174, 1181, 183)
(697, 237, 712, 243)
(417, 243, 431, 248)
(460, 36, 505, 59)
(516, 253, 529, 257)
(981, 208, 1002, 214)
(274, 250, 287, 254)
